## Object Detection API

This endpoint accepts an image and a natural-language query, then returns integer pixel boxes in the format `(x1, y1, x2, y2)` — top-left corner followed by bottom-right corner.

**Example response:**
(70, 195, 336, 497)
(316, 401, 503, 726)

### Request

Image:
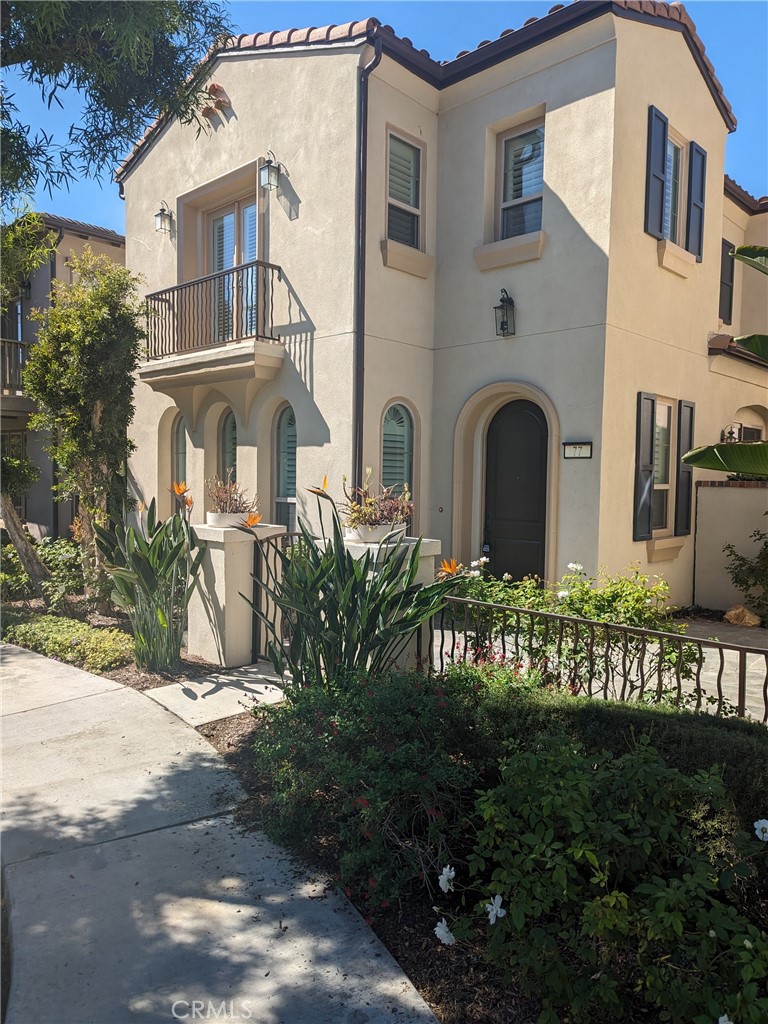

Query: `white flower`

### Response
(744, 938, 753, 950)
(557, 589, 569, 599)
(708, 929, 717, 938)
(434, 917, 456, 946)
(485, 894, 506, 925)
(438, 865, 455, 893)
(501, 573, 512, 581)
(469, 569, 481, 577)
(719, 1015, 733, 1024)
(754, 819, 768, 841)
(566, 562, 583, 573)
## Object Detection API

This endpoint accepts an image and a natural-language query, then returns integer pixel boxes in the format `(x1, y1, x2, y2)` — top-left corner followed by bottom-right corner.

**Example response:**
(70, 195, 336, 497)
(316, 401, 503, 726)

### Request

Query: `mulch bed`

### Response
(102, 653, 224, 691)
(198, 710, 540, 1024)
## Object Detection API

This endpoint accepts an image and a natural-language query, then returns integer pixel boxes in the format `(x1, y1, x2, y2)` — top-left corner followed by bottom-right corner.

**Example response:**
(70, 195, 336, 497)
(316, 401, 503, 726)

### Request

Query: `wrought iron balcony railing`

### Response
(1, 339, 27, 394)
(145, 260, 283, 359)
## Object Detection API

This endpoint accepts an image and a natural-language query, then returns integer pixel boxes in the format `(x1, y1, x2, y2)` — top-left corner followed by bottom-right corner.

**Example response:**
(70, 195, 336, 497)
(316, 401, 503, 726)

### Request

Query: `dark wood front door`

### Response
(484, 400, 548, 580)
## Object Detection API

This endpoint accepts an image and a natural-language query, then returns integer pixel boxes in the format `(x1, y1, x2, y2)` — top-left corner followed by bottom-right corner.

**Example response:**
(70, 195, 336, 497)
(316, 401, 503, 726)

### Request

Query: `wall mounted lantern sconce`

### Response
(154, 201, 173, 234)
(259, 150, 281, 191)
(494, 288, 516, 337)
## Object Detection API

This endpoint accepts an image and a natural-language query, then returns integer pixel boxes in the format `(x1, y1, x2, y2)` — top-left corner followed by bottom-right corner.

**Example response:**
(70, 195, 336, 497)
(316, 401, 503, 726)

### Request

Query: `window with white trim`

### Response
(662, 137, 684, 245)
(387, 133, 422, 249)
(651, 400, 674, 532)
(634, 393, 695, 541)
(497, 123, 544, 240)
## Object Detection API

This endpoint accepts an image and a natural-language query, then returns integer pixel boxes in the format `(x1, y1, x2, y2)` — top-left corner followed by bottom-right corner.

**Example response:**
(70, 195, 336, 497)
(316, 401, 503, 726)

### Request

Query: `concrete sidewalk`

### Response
(1, 644, 437, 1024)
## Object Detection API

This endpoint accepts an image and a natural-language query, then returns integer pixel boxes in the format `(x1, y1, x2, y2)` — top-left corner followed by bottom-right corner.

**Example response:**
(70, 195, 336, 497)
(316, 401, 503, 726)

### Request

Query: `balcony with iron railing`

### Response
(1, 339, 27, 396)
(139, 260, 287, 410)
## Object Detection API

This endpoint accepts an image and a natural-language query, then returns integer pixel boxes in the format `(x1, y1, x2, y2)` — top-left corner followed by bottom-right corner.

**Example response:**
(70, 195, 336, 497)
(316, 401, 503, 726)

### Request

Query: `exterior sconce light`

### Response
(259, 151, 281, 191)
(154, 201, 173, 234)
(494, 288, 516, 337)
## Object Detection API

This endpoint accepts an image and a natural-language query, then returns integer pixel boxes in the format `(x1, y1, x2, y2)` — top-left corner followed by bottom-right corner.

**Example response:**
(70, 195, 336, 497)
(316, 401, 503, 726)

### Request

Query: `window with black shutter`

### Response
(685, 142, 707, 261)
(674, 401, 695, 536)
(645, 107, 669, 240)
(633, 392, 657, 540)
(719, 239, 734, 324)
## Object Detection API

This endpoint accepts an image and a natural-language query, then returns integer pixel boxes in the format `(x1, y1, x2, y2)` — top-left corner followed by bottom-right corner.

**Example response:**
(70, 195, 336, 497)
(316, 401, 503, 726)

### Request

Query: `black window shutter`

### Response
(645, 106, 668, 240)
(674, 401, 696, 536)
(685, 142, 707, 261)
(634, 392, 656, 541)
(719, 239, 734, 324)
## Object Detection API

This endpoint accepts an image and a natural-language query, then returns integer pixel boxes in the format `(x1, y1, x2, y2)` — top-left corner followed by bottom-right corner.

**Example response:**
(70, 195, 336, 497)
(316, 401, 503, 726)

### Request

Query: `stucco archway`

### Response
(451, 381, 560, 582)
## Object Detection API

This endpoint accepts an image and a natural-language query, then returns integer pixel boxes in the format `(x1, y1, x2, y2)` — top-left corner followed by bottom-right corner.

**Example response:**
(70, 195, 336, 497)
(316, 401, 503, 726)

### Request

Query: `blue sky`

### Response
(5, 1, 767, 232)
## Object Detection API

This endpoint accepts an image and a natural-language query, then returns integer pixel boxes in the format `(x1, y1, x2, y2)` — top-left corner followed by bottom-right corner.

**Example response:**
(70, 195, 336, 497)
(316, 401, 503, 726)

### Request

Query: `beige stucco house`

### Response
(1, 215, 126, 538)
(117, 0, 767, 605)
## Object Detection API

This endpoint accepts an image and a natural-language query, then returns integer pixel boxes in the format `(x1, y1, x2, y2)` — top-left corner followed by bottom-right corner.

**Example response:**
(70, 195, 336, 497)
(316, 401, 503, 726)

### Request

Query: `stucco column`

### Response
(187, 524, 287, 667)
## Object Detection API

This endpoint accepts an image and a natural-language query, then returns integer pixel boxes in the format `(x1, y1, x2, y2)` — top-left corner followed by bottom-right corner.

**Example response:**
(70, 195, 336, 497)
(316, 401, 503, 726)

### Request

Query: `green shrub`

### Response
(724, 524, 768, 624)
(3, 613, 134, 672)
(1, 537, 84, 609)
(436, 739, 768, 1023)
(252, 671, 478, 903)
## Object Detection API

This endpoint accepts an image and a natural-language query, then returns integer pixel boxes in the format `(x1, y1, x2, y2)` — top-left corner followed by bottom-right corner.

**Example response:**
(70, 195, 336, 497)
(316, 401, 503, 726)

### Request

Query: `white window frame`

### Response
(205, 194, 259, 274)
(386, 129, 424, 251)
(662, 130, 687, 247)
(496, 119, 545, 242)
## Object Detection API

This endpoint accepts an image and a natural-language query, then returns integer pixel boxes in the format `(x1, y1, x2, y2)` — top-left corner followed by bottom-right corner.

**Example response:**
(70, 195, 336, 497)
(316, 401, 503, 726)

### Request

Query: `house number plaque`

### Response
(562, 442, 593, 460)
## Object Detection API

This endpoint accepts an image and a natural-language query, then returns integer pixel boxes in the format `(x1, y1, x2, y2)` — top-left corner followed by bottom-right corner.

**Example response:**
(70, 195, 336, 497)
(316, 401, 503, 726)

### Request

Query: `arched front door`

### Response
(484, 400, 548, 580)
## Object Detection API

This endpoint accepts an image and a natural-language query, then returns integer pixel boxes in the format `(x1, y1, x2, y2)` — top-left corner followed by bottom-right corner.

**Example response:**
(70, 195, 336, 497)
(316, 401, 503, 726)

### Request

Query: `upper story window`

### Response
(498, 123, 544, 240)
(210, 199, 257, 274)
(387, 133, 422, 249)
(645, 106, 707, 261)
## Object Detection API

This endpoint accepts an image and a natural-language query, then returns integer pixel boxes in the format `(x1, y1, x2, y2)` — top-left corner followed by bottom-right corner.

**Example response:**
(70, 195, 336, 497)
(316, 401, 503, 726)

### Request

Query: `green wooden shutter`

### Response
(634, 392, 656, 541)
(382, 405, 413, 493)
(645, 106, 669, 240)
(685, 142, 707, 261)
(172, 415, 187, 486)
(719, 239, 734, 324)
(674, 400, 695, 536)
(220, 410, 237, 481)
(277, 407, 297, 498)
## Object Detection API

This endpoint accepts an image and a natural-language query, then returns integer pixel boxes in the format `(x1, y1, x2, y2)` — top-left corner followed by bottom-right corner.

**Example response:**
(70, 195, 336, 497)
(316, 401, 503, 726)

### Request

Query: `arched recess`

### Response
(380, 399, 420, 533)
(201, 399, 236, 491)
(218, 408, 238, 481)
(157, 405, 187, 516)
(452, 381, 560, 581)
(726, 404, 768, 441)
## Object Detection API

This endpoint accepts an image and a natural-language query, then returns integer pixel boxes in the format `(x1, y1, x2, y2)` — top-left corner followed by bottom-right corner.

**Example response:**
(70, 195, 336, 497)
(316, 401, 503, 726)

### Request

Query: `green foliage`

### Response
(724, 526, 768, 624)
(252, 671, 479, 904)
(1, 1, 231, 206)
(440, 739, 768, 1023)
(0, 454, 39, 498)
(732, 244, 768, 276)
(0, 211, 57, 312)
(2, 613, 134, 672)
(682, 442, 768, 478)
(1, 537, 85, 610)
(253, 491, 458, 690)
(95, 497, 205, 671)
(23, 248, 145, 522)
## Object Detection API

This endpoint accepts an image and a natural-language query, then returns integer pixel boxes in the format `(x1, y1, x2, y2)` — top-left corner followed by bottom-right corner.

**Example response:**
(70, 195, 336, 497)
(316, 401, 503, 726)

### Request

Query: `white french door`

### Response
(210, 200, 258, 342)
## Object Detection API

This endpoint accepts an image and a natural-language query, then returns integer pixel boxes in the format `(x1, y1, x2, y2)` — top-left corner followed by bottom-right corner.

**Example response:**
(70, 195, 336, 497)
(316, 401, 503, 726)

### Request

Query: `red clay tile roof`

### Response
(115, 1, 737, 182)
(40, 213, 125, 245)
(724, 176, 768, 215)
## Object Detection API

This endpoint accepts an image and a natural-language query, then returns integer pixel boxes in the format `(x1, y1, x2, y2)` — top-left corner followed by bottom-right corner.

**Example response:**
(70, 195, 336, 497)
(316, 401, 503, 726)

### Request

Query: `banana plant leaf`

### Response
(681, 442, 768, 478)
(731, 244, 768, 275)
(733, 334, 768, 363)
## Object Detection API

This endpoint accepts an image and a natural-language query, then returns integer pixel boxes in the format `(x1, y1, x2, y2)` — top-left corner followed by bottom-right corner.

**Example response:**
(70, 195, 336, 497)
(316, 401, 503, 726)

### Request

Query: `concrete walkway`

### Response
(1, 644, 437, 1024)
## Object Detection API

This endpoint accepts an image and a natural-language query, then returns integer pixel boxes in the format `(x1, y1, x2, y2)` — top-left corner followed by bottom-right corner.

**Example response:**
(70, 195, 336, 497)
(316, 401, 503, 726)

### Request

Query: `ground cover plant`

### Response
(1, 611, 134, 672)
(251, 660, 768, 1022)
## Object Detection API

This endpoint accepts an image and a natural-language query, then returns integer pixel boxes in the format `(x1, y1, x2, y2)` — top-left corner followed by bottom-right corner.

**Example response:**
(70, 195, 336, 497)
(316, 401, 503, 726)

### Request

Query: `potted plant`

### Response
(341, 467, 413, 543)
(205, 469, 262, 528)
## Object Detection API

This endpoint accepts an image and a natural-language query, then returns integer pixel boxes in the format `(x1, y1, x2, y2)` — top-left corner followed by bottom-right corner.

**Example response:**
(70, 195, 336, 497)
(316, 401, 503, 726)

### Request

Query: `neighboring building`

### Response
(1, 215, 125, 538)
(117, 0, 767, 605)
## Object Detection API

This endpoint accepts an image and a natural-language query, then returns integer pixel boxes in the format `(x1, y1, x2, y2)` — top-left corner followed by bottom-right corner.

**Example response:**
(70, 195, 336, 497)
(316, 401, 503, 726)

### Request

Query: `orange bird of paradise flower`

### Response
(184, 494, 194, 509)
(240, 512, 263, 528)
(307, 473, 329, 496)
(440, 558, 459, 575)
(171, 481, 189, 495)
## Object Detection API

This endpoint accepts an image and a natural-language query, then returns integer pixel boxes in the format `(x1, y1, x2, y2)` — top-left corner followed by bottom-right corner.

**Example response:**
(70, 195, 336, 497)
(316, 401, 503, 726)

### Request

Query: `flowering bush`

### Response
(433, 738, 768, 1023)
(206, 469, 260, 515)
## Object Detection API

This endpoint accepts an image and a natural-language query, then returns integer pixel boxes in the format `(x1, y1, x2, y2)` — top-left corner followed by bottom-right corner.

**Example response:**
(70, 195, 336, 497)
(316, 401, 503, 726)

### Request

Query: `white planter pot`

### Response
(343, 523, 407, 544)
(206, 511, 251, 528)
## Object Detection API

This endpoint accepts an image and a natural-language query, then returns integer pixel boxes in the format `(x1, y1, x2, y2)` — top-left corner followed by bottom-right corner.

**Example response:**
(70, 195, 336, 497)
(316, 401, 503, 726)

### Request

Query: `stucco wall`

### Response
(694, 483, 768, 612)
(122, 46, 363, 525)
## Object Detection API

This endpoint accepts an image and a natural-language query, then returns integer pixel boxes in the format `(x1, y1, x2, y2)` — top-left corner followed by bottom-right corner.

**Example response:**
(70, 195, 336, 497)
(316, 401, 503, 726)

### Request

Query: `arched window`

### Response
(219, 410, 237, 481)
(171, 414, 187, 488)
(275, 405, 297, 530)
(382, 403, 414, 497)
